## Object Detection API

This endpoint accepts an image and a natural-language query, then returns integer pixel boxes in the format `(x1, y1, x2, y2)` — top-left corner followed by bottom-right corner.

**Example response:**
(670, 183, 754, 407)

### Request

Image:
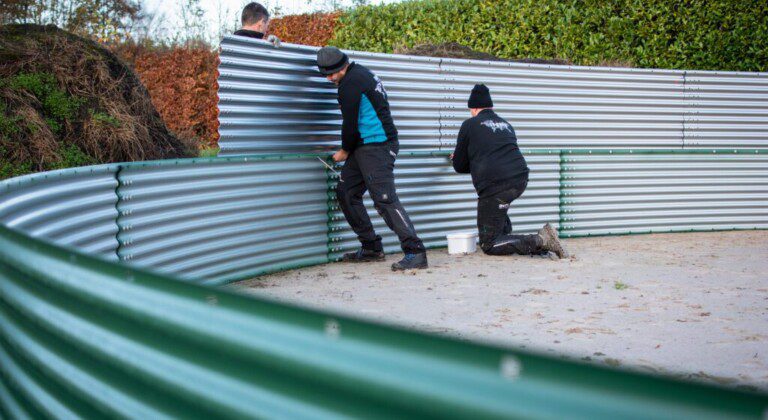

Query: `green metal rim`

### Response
(559, 227, 767, 239)
(3, 148, 765, 189)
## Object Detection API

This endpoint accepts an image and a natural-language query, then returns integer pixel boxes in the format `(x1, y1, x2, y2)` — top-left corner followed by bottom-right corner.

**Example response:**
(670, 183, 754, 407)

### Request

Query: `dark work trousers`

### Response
(337, 141, 426, 254)
(478, 179, 543, 255)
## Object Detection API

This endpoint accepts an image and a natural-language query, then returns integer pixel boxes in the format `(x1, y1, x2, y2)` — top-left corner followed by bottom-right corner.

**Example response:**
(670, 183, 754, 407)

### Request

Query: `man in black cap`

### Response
(316, 46, 428, 271)
(451, 84, 569, 258)
(233, 2, 280, 46)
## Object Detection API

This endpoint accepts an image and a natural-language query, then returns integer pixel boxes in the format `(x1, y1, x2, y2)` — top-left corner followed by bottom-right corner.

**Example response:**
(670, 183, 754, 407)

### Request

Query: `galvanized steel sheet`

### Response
(683, 71, 768, 148)
(116, 156, 330, 284)
(0, 165, 120, 260)
(560, 151, 768, 236)
(217, 38, 767, 156)
(328, 151, 561, 257)
(439, 59, 686, 150)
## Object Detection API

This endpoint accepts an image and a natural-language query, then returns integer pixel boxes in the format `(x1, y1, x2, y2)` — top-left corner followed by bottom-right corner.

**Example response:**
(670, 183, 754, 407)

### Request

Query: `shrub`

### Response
(132, 47, 220, 147)
(198, 145, 219, 158)
(332, 0, 768, 71)
(270, 12, 342, 46)
(0, 145, 32, 179)
(7, 72, 85, 134)
(0, 102, 22, 140)
(47, 142, 98, 170)
(90, 110, 121, 127)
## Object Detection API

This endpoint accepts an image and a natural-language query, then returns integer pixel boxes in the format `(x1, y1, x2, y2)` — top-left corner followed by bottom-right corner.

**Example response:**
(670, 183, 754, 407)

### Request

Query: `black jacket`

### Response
(337, 63, 398, 153)
(452, 109, 529, 197)
(233, 29, 264, 39)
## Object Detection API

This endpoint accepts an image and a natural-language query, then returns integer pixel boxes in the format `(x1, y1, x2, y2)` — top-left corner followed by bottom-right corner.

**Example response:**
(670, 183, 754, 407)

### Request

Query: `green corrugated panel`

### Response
(1, 150, 767, 418)
(1, 225, 767, 419)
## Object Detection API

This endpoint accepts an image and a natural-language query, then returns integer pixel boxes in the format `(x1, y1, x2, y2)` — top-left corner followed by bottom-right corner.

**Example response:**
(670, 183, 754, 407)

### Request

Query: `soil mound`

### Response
(0, 24, 194, 179)
(395, 42, 570, 65)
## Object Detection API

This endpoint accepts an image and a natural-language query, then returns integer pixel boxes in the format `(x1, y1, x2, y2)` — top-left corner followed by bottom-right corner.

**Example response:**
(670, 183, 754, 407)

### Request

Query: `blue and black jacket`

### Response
(337, 62, 398, 152)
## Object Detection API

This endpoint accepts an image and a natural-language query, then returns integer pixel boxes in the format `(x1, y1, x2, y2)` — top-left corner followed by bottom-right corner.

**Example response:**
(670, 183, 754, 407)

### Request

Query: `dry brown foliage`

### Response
(114, 12, 343, 150)
(270, 12, 342, 47)
(131, 47, 220, 148)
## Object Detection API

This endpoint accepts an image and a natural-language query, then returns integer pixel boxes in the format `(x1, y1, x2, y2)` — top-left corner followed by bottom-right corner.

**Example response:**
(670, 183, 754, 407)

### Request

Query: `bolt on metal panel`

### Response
(0, 166, 120, 260)
(116, 158, 330, 283)
(560, 152, 768, 236)
(683, 71, 768, 148)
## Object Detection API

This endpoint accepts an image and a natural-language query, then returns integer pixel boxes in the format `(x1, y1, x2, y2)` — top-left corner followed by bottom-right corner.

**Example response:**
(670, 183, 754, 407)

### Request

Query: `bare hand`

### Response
(332, 149, 349, 162)
(449, 153, 454, 160)
(266, 34, 281, 48)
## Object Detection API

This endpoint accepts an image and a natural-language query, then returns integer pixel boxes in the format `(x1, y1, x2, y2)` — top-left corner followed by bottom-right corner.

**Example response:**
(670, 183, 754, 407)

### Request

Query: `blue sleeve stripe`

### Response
(358, 94, 387, 143)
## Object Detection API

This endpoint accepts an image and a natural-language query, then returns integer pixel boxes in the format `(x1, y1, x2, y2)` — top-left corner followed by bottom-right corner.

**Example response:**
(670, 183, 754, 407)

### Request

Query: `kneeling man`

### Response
(451, 84, 568, 258)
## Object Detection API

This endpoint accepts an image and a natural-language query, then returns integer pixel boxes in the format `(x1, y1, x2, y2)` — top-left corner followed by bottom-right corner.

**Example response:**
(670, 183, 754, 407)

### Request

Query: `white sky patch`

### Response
(138, 0, 403, 44)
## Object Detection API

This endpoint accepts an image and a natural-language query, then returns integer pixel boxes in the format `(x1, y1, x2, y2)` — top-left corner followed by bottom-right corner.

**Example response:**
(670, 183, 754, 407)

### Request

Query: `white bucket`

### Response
(447, 231, 478, 254)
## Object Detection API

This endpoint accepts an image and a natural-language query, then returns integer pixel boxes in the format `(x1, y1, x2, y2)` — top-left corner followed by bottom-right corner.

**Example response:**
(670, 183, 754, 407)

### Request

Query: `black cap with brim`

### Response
(317, 46, 349, 75)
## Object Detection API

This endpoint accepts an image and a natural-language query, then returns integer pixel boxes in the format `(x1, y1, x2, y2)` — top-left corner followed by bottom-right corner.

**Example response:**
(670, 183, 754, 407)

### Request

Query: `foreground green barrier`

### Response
(1, 150, 767, 417)
(1, 225, 767, 418)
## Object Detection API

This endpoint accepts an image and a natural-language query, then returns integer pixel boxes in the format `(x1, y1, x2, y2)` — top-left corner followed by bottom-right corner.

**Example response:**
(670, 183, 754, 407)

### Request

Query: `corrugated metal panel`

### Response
(560, 150, 768, 236)
(439, 59, 685, 150)
(115, 156, 329, 285)
(347, 52, 444, 152)
(2, 225, 767, 418)
(0, 165, 120, 260)
(0, 36, 765, 417)
(217, 37, 766, 256)
(217, 37, 445, 155)
(217, 38, 768, 156)
(328, 151, 561, 257)
(217, 40, 341, 155)
(684, 71, 768, 148)
(0, 150, 763, 283)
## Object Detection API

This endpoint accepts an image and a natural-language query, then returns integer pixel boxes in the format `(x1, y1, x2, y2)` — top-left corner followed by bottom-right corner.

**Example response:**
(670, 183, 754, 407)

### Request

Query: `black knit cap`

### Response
(468, 84, 493, 108)
(317, 46, 349, 75)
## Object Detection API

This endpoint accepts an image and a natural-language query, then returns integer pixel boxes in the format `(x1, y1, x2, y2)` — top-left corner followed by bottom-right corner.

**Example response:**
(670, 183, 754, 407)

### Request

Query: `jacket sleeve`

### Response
(452, 120, 471, 173)
(338, 82, 362, 153)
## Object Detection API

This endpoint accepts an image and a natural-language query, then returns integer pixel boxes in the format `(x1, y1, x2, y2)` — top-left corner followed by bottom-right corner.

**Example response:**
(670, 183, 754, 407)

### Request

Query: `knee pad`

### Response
(369, 183, 396, 207)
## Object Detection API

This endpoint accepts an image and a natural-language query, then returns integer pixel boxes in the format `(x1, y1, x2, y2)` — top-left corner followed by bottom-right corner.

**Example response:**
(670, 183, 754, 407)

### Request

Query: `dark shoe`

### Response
(342, 248, 385, 262)
(391, 252, 428, 271)
(537, 223, 569, 259)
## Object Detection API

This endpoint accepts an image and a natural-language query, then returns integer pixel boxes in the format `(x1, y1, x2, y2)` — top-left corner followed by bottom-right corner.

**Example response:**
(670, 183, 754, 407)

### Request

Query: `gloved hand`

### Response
(266, 34, 281, 48)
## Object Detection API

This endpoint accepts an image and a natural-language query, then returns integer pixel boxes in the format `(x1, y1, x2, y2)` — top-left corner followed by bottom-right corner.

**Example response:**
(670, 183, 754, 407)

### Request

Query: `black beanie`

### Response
(468, 84, 493, 108)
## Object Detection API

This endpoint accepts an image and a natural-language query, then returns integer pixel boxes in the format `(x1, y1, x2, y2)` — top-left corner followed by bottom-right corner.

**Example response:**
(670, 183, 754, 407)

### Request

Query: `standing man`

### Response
(451, 84, 569, 258)
(316, 46, 428, 271)
(233, 2, 280, 46)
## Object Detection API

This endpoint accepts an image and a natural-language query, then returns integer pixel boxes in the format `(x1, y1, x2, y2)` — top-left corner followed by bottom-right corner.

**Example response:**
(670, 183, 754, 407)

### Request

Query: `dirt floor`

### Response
(235, 231, 768, 392)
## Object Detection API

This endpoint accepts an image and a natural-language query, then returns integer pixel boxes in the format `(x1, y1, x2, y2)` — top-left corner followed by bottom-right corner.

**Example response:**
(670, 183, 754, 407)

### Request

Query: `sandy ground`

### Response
(234, 231, 768, 392)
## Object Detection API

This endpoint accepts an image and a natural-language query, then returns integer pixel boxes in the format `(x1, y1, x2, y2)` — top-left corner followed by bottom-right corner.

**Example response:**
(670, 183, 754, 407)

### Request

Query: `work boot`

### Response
(342, 248, 385, 263)
(537, 223, 569, 259)
(391, 252, 428, 271)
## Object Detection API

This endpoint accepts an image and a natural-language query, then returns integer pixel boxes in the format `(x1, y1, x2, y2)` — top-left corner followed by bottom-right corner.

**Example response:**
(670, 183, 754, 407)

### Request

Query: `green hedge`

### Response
(332, 0, 768, 71)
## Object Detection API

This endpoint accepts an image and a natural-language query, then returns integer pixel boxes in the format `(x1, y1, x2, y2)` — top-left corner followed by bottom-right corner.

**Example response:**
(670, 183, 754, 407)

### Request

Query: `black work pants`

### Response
(478, 180, 543, 255)
(336, 141, 425, 254)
